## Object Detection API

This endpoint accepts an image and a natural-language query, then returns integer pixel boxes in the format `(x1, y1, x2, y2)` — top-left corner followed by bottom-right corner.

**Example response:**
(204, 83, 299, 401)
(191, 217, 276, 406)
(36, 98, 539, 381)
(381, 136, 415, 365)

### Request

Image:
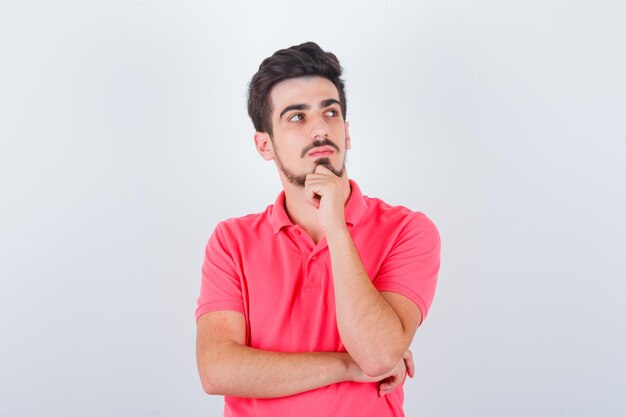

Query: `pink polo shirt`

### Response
(195, 179, 441, 417)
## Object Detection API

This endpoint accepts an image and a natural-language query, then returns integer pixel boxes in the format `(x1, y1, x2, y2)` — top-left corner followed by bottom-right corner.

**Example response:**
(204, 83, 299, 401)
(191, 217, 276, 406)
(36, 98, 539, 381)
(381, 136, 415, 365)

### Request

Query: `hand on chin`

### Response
(304, 165, 347, 233)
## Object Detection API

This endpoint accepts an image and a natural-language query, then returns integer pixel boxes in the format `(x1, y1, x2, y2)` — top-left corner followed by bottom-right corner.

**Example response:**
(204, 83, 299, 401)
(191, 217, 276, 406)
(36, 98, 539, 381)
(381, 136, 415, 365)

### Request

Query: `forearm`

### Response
(326, 226, 406, 376)
(199, 343, 354, 398)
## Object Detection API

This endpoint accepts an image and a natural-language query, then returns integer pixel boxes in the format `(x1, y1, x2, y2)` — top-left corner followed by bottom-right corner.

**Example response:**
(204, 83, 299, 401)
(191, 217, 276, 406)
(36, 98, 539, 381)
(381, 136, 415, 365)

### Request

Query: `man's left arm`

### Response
(306, 165, 440, 378)
(326, 227, 423, 377)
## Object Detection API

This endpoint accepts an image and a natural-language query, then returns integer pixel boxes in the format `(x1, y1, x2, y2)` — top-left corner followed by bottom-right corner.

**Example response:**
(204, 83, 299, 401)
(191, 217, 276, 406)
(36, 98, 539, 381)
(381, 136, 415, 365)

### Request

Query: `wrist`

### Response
(324, 223, 350, 241)
(336, 352, 358, 382)
(342, 353, 364, 382)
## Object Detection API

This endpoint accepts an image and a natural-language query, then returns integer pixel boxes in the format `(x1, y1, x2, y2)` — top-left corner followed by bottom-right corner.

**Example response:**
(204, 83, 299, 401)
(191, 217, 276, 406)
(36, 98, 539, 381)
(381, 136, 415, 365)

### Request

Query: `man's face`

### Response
(262, 76, 351, 188)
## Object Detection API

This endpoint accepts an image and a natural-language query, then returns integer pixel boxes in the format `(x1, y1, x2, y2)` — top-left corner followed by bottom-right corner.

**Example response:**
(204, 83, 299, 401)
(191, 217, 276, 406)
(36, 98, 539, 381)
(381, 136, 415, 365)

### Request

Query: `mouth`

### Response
(308, 147, 335, 157)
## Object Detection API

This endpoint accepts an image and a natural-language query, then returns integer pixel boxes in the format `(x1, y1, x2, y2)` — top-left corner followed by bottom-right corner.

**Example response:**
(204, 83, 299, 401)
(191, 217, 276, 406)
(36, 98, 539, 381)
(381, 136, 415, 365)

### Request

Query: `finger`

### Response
(379, 376, 399, 396)
(304, 173, 328, 182)
(307, 198, 320, 209)
(304, 180, 327, 190)
(304, 178, 326, 193)
(304, 188, 320, 209)
(403, 363, 413, 378)
(314, 164, 334, 174)
(304, 179, 333, 192)
(306, 196, 320, 210)
(403, 350, 415, 378)
(380, 362, 404, 395)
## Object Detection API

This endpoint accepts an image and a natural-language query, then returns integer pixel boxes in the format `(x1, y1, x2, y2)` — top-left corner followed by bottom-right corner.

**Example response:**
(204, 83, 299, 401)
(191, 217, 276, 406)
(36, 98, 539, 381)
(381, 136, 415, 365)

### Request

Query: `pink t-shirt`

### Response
(195, 179, 441, 417)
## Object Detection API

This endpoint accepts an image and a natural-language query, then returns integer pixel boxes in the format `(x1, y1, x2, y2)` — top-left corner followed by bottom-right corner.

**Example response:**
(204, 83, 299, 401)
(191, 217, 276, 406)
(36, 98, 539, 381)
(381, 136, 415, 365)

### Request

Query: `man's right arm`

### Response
(196, 310, 406, 398)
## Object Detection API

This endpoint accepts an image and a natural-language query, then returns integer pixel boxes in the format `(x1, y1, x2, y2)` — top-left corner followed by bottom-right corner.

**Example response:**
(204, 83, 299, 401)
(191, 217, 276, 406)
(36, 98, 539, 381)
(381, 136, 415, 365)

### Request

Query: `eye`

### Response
(288, 113, 304, 122)
(324, 108, 339, 117)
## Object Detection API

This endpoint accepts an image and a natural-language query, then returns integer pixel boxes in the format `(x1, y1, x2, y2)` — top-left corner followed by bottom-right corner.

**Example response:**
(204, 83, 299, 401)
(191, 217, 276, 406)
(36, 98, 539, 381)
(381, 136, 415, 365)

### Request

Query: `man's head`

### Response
(248, 42, 351, 188)
(247, 42, 347, 137)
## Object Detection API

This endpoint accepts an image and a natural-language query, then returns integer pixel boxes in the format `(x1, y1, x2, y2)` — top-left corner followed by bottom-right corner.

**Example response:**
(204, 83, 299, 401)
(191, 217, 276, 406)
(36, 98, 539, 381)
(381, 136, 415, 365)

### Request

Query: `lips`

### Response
(308, 147, 335, 157)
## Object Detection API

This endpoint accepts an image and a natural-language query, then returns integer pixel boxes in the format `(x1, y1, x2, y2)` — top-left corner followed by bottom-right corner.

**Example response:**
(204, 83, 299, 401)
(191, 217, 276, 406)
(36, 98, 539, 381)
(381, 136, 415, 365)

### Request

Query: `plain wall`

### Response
(1, 0, 624, 416)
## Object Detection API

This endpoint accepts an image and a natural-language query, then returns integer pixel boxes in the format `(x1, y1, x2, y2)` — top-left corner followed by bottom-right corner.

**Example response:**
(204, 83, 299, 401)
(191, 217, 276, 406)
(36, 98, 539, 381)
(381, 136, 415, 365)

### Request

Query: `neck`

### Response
(281, 174, 351, 243)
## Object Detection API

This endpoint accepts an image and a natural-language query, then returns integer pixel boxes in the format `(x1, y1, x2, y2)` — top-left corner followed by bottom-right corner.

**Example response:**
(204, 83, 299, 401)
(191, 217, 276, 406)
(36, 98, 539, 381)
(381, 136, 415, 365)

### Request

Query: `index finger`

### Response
(403, 350, 415, 378)
(314, 164, 334, 174)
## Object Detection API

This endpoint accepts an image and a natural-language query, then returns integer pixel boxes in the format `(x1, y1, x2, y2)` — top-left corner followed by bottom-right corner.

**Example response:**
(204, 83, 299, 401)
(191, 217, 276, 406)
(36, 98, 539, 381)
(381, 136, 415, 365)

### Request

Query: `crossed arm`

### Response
(326, 226, 422, 376)
(196, 310, 415, 398)
(195, 163, 439, 399)
(195, 227, 422, 399)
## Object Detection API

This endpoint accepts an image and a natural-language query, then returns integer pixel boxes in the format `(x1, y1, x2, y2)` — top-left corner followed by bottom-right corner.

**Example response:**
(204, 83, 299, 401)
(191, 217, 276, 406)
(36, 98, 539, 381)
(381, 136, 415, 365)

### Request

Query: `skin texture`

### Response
(306, 164, 422, 376)
(196, 75, 420, 398)
(196, 310, 415, 398)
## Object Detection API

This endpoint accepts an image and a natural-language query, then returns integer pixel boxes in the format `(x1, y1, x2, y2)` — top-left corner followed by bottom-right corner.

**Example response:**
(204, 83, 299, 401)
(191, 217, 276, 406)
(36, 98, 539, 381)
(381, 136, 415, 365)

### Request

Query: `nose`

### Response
(308, 114, 330, 141)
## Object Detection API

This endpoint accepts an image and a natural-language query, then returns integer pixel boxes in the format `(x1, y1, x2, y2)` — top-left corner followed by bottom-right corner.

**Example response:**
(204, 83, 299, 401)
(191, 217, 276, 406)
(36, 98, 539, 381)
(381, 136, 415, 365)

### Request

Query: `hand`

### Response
(377, 350, 415, 397)
(347, 350, 415, 396)
(304, 165, 349, 233)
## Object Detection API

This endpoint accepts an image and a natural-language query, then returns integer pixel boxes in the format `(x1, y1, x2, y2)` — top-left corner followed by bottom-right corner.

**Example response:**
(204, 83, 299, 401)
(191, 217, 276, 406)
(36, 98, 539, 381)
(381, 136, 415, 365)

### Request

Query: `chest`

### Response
(235, 227, 390, 351)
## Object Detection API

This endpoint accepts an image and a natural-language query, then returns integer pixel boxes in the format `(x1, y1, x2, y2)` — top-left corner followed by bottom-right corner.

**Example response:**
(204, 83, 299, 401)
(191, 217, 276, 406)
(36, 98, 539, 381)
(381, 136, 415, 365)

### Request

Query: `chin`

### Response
(313, 156, 333, 167)
(313, 157, 345, 177)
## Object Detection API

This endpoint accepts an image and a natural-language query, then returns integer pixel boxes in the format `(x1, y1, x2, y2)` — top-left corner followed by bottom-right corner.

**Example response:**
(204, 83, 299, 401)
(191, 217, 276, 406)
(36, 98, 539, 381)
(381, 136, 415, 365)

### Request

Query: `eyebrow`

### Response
(279, 98, 341, 119)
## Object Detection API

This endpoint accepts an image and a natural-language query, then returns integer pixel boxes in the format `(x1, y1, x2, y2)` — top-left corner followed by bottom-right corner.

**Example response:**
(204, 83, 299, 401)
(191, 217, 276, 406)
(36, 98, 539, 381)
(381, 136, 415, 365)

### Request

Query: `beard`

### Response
(270, 136, 347, 188)
(276, 156, 346, 187)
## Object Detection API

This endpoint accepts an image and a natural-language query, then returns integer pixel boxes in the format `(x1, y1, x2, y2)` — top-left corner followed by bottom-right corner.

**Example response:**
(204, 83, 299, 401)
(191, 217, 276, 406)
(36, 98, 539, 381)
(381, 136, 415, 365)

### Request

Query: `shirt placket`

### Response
(304, 235, 328, 292)
(289, 226, 329, 291)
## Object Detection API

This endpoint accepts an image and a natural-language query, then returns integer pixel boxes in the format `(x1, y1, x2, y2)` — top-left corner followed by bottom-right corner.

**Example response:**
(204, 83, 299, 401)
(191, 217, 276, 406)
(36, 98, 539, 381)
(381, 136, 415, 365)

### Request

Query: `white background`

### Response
(1, 1, 625, 416)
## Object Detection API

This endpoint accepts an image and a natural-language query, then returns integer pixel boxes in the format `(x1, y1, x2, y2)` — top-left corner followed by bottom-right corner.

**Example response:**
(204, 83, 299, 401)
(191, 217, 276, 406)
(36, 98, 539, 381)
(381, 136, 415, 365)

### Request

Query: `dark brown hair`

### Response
(247, 42, 347, 136)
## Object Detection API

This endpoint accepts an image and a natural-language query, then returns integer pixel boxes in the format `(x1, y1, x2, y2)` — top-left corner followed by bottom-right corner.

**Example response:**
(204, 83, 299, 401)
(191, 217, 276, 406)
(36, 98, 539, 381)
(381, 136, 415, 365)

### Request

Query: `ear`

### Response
(344, 120, 351, 150)
(254, 132, 274, 161)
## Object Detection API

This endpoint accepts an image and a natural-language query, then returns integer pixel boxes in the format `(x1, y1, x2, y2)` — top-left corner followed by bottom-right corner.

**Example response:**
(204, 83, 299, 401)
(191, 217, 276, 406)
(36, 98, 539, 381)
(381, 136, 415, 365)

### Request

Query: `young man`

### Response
(195, 42, 441, 417)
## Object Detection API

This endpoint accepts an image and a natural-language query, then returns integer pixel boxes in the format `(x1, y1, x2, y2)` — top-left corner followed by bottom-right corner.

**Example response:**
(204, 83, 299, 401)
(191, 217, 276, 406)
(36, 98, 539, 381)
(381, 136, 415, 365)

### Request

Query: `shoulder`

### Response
(365, 195, 438, 231)
(211, 205, 274, 243)
(362, 196, 441, 254)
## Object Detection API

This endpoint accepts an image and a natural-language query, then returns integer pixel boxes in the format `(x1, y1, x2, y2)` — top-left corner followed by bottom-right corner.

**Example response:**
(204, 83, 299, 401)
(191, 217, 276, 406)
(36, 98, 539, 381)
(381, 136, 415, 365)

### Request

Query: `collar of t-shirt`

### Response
(269, 178, 368, 235)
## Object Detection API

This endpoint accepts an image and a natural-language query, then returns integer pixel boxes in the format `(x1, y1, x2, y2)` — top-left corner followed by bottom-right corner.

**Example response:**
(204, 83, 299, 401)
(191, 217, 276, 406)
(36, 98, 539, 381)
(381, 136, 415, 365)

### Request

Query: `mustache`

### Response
(301, 138, 340, 158)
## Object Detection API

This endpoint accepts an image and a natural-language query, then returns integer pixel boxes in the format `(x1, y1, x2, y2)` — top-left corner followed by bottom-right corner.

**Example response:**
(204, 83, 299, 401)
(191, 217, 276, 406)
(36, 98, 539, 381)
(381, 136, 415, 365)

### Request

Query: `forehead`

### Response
(269, 76, 340, 115)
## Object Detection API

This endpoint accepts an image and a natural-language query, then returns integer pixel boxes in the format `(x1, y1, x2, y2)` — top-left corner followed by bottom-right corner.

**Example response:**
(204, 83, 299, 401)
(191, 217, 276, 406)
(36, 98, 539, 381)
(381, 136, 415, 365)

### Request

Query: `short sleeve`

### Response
(194, 222, 245, 323)
(374, 212, 441, 323)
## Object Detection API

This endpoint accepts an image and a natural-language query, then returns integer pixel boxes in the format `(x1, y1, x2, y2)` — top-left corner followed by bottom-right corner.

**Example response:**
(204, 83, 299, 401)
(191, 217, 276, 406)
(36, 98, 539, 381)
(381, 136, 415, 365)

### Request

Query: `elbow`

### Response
(199, 370, 223, 396)
(197, 340, 240, 396)
(358, 343, 408, 377)
(360, 355, 399, 378)
(203, 384, 222, 396)
(201, 379, 217, 396)
(198, 355, 228, 396)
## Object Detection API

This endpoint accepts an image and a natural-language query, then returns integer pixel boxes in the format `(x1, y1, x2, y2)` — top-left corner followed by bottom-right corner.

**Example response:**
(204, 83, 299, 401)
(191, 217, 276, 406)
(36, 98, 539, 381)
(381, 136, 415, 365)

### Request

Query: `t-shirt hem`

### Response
(195, 301, 245, 323)
(375, 283, 428, 323)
